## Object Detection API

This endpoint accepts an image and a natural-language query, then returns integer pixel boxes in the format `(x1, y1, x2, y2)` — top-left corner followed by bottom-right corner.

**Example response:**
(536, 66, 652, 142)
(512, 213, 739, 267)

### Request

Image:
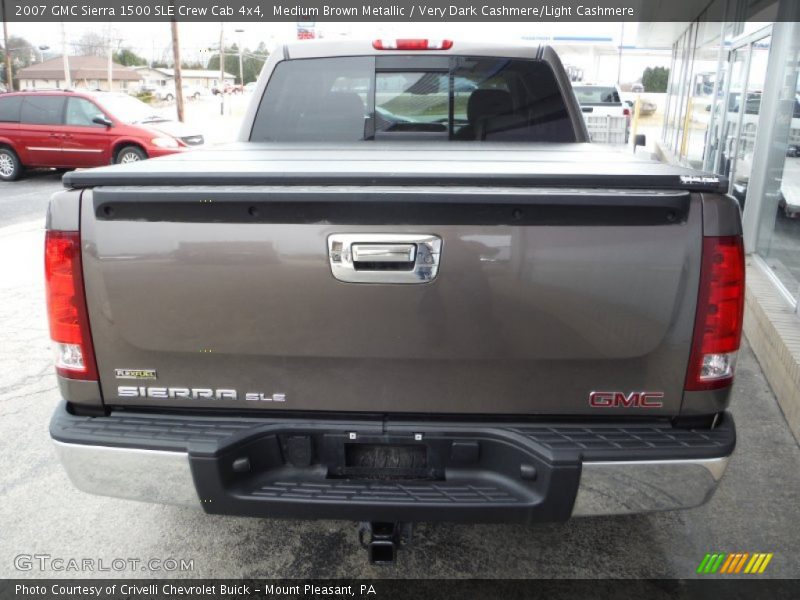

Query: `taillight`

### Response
(45, 230, 98, 380)
(623, 108, 631, 117)
(372, 39, 453, 50)
(685, 236, 745, 391)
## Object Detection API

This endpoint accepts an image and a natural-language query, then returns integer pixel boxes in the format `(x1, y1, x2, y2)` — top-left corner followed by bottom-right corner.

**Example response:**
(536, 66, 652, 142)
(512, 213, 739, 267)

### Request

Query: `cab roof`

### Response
(282, 39, 547, 61)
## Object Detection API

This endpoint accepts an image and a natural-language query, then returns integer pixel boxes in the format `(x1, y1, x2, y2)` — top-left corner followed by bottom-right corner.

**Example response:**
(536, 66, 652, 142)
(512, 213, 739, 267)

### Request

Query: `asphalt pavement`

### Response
(0, 170, 63, 227)
(1, 176, 799, 579)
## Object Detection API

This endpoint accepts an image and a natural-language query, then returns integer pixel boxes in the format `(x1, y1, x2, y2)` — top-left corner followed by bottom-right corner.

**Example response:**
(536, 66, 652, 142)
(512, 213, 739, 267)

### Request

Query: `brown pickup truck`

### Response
(46, 39, 743, 563)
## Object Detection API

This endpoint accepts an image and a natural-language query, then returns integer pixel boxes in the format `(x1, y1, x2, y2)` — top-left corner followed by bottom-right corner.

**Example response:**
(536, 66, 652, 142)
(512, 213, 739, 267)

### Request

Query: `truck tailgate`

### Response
(80, 184, 702, 416)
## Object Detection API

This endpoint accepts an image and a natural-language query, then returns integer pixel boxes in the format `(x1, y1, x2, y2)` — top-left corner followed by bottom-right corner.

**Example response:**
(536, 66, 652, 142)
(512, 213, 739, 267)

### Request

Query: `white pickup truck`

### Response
(572, 82, 631, 143)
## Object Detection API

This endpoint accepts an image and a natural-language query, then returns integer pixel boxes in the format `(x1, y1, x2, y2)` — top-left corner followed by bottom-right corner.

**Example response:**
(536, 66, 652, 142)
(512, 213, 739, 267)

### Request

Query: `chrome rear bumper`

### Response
(51, 402, 734, 520)
(52, 442, 730, 517)
(571, 457, 729, 516)
(53, 441, 200, 507)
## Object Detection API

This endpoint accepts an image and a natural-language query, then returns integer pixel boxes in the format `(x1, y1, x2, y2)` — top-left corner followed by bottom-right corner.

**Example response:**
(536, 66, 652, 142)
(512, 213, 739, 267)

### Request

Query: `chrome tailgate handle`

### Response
(351, 243, 416, 263)
(328, 234, 442, 284)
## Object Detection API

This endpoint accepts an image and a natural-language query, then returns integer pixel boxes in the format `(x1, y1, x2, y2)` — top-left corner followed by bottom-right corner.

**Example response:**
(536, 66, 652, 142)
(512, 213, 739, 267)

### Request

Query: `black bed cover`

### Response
(63, 142, 727, 193)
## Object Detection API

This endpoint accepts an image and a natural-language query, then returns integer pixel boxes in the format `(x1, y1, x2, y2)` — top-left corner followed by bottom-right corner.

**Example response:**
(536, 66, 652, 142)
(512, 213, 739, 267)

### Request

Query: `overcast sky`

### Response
(7, 20, 643, 64)
(5, 20, 672, 83)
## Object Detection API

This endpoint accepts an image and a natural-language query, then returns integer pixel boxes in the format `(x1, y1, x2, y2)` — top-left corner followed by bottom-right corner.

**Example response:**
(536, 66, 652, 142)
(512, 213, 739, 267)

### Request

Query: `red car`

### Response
(0, 90, 204, 181)
(212, 83, 243, 95)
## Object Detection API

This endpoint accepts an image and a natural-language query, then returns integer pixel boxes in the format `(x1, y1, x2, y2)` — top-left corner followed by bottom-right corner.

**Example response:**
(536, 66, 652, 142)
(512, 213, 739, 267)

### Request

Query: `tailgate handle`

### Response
(328, 234, 442, 284)
(351, 243, 416, 263)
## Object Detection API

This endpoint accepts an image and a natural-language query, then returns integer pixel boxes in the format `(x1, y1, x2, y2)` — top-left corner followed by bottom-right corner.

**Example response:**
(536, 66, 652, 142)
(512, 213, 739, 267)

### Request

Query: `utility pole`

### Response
(170, 19, 184, 122)
(107, 37, 112, 90)
(60, 21, 71, 88)
(238, 45, 243, 85)
(235, 28, 244, 85)
(2, 0, 13, 91)
(617, 22, 624, 85)
(219, 22, 225, 116)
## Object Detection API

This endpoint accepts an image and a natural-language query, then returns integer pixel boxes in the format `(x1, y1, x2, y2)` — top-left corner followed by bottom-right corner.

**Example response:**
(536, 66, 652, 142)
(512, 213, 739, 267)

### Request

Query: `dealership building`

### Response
(646, 0, 800, 440)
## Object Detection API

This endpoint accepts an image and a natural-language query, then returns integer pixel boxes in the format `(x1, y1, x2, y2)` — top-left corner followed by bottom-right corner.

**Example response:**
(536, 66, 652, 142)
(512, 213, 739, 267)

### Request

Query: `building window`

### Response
(754, 27, 800, 302)
(681, 20, 726, 168)
(664, 28, 693, 154)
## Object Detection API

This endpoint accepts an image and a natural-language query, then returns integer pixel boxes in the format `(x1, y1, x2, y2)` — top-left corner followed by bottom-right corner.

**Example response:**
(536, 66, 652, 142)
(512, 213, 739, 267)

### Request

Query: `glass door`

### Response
(708, 30, 773, 207)
(729, 35, 772, 205)
(754, 23, 800, 305)
(715, 47, 749, 185)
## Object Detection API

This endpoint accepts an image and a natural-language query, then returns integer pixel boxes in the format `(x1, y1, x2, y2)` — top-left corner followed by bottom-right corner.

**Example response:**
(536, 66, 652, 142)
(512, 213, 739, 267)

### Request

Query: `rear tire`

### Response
(165, 93, 174, 102)
(0, 147, 22, 181)
(115, 145, 146, 164)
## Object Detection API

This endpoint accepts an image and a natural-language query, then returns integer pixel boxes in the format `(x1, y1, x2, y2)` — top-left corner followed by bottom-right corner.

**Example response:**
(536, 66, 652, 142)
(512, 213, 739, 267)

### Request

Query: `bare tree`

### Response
(2, 34, 37, 90)
(2, 4, 13, 91)
(72, 31, 108, 56)
(73, 28, 122, 57)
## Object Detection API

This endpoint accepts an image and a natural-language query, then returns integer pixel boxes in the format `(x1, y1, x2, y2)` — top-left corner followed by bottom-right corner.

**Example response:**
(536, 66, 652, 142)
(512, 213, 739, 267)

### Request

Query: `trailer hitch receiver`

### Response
(358, 521, 414, 565)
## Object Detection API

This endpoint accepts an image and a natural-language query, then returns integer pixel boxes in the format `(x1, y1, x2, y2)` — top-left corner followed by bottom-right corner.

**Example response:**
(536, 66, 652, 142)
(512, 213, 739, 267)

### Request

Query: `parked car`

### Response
(48, 40, 742, 565)
(638, 97, 658, 116)
(0, 90, 204, 181)
(154, 83, 210, 102)
(212, 83, 243, 95)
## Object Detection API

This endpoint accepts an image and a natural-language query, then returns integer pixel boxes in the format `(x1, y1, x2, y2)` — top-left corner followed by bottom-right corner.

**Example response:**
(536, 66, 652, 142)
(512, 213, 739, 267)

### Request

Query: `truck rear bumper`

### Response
(50, 402, 735, 522)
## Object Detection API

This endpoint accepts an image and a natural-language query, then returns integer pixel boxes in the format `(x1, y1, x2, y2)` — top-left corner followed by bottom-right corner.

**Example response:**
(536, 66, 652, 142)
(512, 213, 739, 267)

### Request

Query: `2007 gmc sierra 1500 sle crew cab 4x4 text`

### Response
(45, 40, 743, 563)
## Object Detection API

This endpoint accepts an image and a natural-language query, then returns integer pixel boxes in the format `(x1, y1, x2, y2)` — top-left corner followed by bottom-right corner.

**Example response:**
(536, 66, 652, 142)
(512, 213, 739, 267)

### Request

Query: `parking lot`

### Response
(151, 93, 250, 145)
(1, 164, 800, 579)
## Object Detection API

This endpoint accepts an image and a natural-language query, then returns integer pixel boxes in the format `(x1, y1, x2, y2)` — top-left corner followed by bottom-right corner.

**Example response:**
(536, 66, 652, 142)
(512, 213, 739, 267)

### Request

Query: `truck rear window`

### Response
(572, 86, 621, 105)
(250, 56, 577, 143)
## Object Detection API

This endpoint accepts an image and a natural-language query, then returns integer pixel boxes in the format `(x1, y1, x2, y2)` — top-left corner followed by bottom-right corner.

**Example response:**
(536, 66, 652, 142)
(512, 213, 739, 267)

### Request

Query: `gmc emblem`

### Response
(589, 391, 664, 408)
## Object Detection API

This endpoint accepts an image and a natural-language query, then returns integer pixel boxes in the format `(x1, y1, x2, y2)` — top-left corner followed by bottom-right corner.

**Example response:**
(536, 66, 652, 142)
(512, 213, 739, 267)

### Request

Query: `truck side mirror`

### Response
(634, 134, 646, 149)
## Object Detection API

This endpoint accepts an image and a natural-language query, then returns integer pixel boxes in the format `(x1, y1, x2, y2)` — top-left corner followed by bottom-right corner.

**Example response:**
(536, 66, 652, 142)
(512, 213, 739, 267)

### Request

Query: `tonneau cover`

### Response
(63, 142, 727, 192)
